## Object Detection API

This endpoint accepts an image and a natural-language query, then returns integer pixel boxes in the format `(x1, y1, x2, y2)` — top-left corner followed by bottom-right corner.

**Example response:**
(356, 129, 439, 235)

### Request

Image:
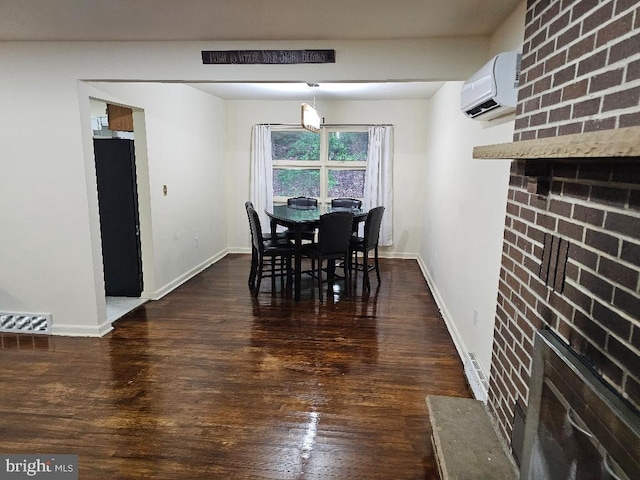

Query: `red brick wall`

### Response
(487, 0, 640, 451)
(514, 0, 640, 141)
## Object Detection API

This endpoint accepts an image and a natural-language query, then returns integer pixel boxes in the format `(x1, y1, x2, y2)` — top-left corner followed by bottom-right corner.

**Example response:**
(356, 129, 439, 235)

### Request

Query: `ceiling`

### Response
(0, 0, 522, 100)
(188, 82, 446, 101)
(0, 0, 522, 42)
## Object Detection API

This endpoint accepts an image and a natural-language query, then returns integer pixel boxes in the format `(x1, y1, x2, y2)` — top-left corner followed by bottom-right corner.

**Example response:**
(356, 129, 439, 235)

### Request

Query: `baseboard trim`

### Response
(51, 321, 113, 337)
(148, 249, 229, 300)
(415, 256, 467, 362)
(416, 256, 492, 404)
(418, 255, 490, 404)
(228, 247, 252, 254)
(229, 248, 417, 259)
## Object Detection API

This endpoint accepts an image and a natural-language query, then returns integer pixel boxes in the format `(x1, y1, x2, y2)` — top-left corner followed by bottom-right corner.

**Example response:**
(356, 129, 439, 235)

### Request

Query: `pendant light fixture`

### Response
(301, 83, 321, 133)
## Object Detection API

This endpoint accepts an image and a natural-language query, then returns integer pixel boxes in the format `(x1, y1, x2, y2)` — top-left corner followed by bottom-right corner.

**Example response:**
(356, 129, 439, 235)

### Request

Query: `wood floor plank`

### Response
(0, 255, 471, 479)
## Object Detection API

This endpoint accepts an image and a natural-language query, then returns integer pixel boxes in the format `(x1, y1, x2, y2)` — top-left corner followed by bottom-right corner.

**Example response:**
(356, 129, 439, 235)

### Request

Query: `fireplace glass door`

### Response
(520, 331, 639, 480)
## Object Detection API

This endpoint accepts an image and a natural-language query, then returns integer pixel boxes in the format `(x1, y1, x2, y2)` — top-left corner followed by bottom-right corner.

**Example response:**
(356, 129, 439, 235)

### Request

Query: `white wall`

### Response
(0, 74, 226, 335)
(85, 83, 228, 298)
(0, 35, 497, 336)
(0, 73, 105, 335)
(418, 1, 526, 381)
(225, 99, 428, 259)
(420, 84, 513, 373)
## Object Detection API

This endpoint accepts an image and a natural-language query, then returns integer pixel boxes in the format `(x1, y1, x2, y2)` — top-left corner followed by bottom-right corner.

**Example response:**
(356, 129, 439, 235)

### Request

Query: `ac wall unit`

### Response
(461, 51, 522, 121)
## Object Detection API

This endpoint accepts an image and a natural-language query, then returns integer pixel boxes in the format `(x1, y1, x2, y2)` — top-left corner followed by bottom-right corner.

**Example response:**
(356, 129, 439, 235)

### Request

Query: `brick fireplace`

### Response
(477, 0, 640, 470)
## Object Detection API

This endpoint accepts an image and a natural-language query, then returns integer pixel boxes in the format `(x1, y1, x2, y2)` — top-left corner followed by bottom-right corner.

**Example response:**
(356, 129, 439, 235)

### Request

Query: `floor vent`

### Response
(0, 313, 51, 334)
(464, 352, 489, 403)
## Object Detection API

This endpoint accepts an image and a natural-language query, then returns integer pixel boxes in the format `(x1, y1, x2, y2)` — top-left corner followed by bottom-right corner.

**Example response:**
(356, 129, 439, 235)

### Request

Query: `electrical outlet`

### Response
(473, 309, 479, 327)
(194, 237, 199, 248)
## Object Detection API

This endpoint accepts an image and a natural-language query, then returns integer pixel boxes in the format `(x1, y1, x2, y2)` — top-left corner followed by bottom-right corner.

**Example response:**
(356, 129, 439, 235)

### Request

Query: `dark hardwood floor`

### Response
(0, 255, 471, 479)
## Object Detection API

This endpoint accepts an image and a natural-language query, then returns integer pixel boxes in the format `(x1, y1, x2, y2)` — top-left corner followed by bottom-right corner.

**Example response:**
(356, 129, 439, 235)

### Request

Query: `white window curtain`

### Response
(249, 124, 273, 227)
(363, 125, 393, 246)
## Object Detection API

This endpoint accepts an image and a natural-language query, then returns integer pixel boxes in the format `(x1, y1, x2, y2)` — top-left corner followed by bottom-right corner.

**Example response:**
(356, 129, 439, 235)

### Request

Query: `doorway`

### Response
(91, 99, 147, 321)
(94, 137, 143, 297)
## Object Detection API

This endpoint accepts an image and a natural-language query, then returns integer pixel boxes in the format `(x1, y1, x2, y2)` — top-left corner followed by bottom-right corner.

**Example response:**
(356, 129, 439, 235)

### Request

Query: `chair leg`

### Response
(248, 247, 257, 289)
(327, 259, 336, 284)
(317, 258, 323, 302)
(350, 249, 359, 288)
(279, 255, 285, 293)
(363, 250, 371, 292)
(270, 256, 276, 293)
(374, 246, 381, 282)
(344, 254, 350, 298)
(255, 257, 264, 295)
(286, 255, 293, 292)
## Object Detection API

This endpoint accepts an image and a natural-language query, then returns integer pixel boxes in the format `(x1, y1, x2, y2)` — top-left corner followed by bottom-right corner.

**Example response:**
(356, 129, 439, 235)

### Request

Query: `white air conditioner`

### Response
(461, 51, 522, 121)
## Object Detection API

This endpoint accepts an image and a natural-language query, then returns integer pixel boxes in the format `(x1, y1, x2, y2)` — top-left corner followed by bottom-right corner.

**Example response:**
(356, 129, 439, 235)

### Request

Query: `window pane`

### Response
(271, 131, 320, 161)
(328, 131, 368, 162)
(273, 168, 320, 197)
(328, 169, 365, 198)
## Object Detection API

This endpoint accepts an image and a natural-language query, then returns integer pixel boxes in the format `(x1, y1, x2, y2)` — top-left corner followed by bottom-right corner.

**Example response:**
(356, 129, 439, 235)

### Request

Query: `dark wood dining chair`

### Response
(301, 211, 354, 302)
(244, 201, 287, 288)
(332, 198, 363, 235)
(349, 206, 385, 291)
(246, 203, 295, 294)
(331, 198, 362, 209)
(288, 196, 318, 207)
(245, 201, 258, 288)
(245, 201, 285, 241)
(283, 196, 318, 243)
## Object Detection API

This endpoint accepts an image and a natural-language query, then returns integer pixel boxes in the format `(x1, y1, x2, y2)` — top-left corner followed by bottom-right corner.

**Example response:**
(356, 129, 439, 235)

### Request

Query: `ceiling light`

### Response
(301, 83, 321, 132)
(301, 103, 321, 133)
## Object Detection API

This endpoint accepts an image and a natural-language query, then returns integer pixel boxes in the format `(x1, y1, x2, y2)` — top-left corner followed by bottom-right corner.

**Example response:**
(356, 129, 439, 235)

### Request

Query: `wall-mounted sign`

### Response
(202, 49, 335, 65)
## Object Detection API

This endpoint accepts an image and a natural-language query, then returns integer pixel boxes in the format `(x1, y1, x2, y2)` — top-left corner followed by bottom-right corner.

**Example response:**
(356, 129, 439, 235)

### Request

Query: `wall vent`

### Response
(540, 233, 569, 293)
(464, 352, 489, 403)
(0, 313, 51, 334)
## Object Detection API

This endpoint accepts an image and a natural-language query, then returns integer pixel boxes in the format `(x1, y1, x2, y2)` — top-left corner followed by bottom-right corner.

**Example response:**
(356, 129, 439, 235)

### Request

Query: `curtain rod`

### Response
(257, 123, 394, 127)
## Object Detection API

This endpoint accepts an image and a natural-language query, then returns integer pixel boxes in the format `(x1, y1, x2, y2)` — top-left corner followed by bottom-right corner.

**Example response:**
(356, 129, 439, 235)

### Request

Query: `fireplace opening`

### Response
(520, 330, 639, 480)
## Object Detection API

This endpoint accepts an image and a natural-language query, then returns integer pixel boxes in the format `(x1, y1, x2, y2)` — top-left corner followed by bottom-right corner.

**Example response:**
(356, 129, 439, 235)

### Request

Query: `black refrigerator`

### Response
(93, 138, 143, 297)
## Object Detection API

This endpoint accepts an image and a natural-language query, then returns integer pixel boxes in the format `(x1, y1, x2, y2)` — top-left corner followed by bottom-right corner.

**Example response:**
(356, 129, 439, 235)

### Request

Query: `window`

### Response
(272, 127, 368, 204)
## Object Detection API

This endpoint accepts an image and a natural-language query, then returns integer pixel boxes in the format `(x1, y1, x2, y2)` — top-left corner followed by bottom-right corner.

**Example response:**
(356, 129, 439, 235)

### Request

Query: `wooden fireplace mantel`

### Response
(473, 126, 640, 160)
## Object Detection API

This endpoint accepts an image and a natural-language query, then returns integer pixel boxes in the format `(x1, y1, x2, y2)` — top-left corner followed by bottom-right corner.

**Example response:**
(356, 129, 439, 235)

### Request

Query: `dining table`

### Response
(266, 204, 367, 301)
